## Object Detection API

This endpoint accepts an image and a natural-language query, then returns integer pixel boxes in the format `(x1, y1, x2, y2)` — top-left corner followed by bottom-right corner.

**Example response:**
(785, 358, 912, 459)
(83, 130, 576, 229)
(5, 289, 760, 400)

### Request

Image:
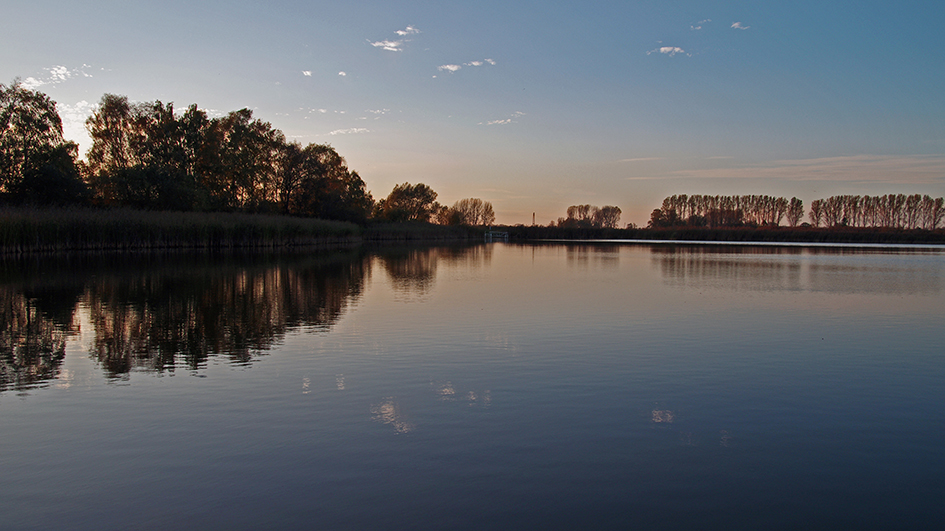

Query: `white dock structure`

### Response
(484, 230, 509, 243)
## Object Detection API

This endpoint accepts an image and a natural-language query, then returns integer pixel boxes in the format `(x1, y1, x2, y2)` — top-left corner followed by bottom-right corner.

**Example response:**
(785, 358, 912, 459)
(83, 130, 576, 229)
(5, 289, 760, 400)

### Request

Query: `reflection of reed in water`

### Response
(0, 289, 69, 392)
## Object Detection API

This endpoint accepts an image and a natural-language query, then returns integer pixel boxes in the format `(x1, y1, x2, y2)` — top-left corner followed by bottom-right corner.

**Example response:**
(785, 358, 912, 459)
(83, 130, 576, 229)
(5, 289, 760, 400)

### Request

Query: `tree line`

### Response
(552, 204, 622, 228)
(0, 81, 495, 226)
(649, 194, 944, 229)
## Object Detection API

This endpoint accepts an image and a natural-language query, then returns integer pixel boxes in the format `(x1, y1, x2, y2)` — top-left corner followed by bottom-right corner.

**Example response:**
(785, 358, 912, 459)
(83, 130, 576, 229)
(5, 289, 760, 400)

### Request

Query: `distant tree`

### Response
(808, 199, 823, 227)
(375, 182, 438, 222)
(786, 197, 804, 227)
(0, 80, 85, 203)
(648, 208, 678, 228)
(593, 205, 621, 228)
(447, 198, 495, 226)
(562, 204, 620, 228)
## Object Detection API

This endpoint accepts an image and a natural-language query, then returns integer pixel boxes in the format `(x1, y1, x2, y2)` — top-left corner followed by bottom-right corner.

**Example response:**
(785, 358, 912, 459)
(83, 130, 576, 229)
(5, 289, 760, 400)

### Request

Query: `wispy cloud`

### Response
(20, 64, 93, 89)
(395, 25, 420, 36)
(465, 58, 496, 67)
(672, 155, 945, 185)
(480, 111, 525, 126)
(302, 71, 312, 76)
(370, 26, 421, 52)
(435, 59, 496, 75)
(338, 71, 346, 76)
(731, 22, 750, 30)
(370, 39, 405, 52)
(618, 157, 663, 163)
(691, 19, 711, 30)
(647, 46, 688, 57)
(329, 128, 370, 135)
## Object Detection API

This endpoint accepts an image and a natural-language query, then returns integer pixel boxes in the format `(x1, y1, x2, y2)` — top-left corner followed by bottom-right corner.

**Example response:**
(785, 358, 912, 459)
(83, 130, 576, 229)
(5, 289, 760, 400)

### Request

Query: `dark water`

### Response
(1, 243, 943, 530)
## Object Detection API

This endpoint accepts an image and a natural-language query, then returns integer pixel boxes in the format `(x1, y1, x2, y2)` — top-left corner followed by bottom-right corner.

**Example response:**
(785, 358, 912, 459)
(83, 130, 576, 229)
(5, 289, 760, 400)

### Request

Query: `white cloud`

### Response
(19, 64, 93, 89)
(302, 71, 312, 76)
(370, 39, 405, 52)
(338, 71, 346, 76)
(731, 22, 750, 30)
(647, 46, 688, 57)
(395, 25, 420, 36)
(329, 128, 370, 135)
(437, 59, 496, 74)
(691, 19, 711, 30)
(370, 26, 421, 52)
(480, 111, 525, 126)
(464, 59, 496, 67)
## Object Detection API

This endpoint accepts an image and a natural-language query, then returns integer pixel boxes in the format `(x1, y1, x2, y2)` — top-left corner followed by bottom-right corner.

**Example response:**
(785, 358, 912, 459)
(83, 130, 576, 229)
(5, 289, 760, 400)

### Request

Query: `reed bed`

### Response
(0, 206, 361, 253)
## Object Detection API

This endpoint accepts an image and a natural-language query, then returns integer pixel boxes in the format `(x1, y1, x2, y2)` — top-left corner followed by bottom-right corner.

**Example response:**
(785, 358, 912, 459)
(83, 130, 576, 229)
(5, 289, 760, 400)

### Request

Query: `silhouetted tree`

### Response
(374, 182, 438, 222)
(0, 81, 86, 203)
(786, 197, 804, 227)
(444, 198, 495, 226)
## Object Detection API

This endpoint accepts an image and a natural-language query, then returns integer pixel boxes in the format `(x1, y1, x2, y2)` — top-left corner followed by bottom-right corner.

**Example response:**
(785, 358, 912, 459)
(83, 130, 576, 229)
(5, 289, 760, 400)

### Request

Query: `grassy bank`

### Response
(0, 206, 361, 253)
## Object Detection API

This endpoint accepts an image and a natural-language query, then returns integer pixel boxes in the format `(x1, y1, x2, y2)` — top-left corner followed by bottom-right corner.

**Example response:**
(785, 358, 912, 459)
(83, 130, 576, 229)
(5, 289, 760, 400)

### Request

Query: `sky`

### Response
(3, 0, 944, 226)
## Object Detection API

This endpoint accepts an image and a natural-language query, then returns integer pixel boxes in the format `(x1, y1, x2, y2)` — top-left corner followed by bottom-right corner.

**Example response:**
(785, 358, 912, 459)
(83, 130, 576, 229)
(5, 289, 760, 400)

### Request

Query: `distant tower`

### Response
(532, 212, 536, 226)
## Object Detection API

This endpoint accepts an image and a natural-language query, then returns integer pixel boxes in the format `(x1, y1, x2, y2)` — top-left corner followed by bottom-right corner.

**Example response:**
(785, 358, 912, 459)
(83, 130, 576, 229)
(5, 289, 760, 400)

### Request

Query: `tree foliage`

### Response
(374, 182, 439, 222)
(438, 198, 496, 226)
(557, 204, 621, 228)
(80, 93, 374, 221)
(809, 194, 944, 229)
(0, 80, 87, 204)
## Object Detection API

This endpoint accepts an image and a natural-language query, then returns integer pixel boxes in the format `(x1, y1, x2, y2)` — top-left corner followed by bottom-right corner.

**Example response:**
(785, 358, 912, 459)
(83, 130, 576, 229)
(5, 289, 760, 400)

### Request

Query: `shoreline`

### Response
(2, 206, 943, 254)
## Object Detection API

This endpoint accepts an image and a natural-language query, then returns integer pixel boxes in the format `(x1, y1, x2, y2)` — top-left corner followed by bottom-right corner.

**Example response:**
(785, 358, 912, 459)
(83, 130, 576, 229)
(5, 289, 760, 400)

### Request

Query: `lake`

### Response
(2, 242, 943, 530)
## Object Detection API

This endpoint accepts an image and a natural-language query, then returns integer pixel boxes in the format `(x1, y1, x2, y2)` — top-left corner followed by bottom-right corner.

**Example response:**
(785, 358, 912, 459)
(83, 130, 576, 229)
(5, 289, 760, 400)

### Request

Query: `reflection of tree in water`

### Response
(378, 244, 493, 299)
(654, 245, 943, 294)
(654, 246, 804, 292)
(566, 244, 621, 269)
(0, 251, 371, 384)
(83, 252, 370, 377)
(0, 288, 69, 392)
(379, 248, 438, 297)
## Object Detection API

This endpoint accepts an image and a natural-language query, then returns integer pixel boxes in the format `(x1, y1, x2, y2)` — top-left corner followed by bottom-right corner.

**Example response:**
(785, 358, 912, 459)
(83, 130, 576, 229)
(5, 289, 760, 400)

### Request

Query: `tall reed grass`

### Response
(0, 206, 361, 253)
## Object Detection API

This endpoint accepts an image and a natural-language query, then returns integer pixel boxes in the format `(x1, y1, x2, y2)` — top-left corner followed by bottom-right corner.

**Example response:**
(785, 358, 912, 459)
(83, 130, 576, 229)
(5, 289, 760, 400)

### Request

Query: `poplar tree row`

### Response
(651, 194, 944, 229)
(651, 195, 802, 228)
(808, 195, 944, 229)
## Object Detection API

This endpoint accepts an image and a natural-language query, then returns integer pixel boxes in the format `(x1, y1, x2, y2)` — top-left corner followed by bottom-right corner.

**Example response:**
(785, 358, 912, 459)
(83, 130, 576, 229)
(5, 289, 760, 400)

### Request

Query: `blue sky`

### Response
(3, 0, 943, 225)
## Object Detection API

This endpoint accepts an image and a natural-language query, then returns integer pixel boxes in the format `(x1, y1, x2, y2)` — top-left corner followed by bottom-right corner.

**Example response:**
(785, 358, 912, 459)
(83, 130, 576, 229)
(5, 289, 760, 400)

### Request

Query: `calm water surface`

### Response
(1, 243, 943, 530)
